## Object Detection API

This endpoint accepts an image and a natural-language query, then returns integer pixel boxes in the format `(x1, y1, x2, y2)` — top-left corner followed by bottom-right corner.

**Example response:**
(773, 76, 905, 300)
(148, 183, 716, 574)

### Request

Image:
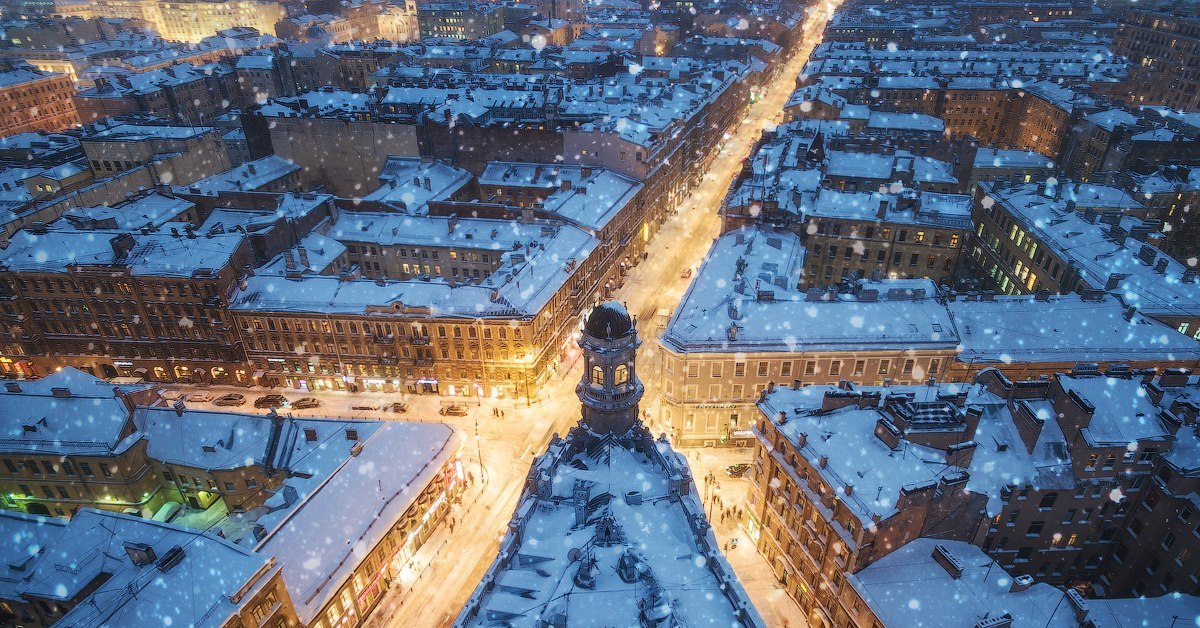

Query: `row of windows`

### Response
(680, 357, 934, 379)
(3, 458, 114, 479)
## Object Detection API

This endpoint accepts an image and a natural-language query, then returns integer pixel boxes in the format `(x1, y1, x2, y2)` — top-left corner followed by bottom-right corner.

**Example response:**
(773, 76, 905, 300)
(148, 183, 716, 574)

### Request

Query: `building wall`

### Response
(657, 349, 957, 446)
(252, 116, 419, 196)
(746, 413, 982, 627)
(800, 216, 965, 288)
(0, 71, 79, 137)
(305, 452, 463, 628)
(1113, 10, 1200, 112)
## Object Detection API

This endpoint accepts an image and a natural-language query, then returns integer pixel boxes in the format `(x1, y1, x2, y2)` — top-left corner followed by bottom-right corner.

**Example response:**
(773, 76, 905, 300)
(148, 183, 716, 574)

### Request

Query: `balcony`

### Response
(373, 334, 395, 345)
(378, 357, 398, 366)
(409, 336, 431, 345)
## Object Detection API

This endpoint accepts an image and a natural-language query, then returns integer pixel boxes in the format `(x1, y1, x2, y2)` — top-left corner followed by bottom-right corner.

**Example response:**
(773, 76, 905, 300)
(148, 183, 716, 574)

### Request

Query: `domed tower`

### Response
(576, 301, 643, 435)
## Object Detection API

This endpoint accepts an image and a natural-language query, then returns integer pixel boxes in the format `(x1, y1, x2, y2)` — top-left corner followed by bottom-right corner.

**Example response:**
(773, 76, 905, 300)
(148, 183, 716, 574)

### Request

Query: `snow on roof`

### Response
(60, 192, 194, 231)
(987, 182, 1200, 318)
(847, 538, 1078, 627)
(84, 122, 214, 142)
(0, 367, 138, 455)
(867, 111, 945, 132)
(824, 150, 894, 180)
(478, 162, 643, 231)
(0, 510, 67, 602)
(949, 292, 1200, 364)
(1083, 108, 1139, 131)
(32, 509, 272, 628)
(456, 433, 762, 628)
(1, 225, 247, 277)
(972, 148, 1055, 170)
(1084, 592, 1200, 626)
(966, 395, 1073, 516)
(233, 220, 596, 318)
(1056, 374, 1168, 447)
(361, 156, 473, 212)
(663, 227, 958, 352)
(183, 155, 299, 194)
(255, 421, 461, 624)
(758, 382, 987, 523)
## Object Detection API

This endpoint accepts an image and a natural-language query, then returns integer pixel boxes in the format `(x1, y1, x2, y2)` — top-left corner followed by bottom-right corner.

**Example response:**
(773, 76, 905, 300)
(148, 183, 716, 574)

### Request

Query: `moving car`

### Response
(438, 404, 468, 416)
(680, 268, 693, 279)
(385, 402, 409, 413)
(725, 463, 750, 478)
(214, 393, 246, 407)
(254, 394, 288, 409)
(291, 397, 321, 410)
(187, 392, 212, 403)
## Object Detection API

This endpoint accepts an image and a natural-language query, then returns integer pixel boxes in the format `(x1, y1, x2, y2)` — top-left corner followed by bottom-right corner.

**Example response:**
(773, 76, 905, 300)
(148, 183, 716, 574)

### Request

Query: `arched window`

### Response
(614, 364, 629, 385)
(591, 365, 605, 386)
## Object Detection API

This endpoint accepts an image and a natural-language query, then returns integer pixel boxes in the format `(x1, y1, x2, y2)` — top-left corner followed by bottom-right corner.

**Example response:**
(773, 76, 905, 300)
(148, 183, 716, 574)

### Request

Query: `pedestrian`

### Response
(724, 542, 729, 551)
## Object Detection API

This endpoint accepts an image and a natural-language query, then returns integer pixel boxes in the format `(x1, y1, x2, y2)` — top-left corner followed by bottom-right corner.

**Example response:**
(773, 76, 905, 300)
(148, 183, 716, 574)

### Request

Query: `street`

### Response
(153, 4, 836, 625)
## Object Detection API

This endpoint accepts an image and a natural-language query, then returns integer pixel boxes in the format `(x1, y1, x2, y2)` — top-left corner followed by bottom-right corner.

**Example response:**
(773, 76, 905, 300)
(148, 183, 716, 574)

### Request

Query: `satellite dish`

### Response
(567, 548, 581, 562)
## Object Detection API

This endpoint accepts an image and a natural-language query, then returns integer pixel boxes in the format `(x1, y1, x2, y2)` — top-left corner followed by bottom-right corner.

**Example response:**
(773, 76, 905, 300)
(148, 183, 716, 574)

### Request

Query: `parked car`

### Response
(187, 392, 212, 403)
(385, 402, 409, 413)
(291, 397, 321, 410)
(438, 404, 468, 416)
(726, 463, 750, 478)
(680, 268, 693, 279)
(214, 393, 246, 406)
(254, 394, 288, 409)
(160, 390, 184, 401)
(351, 405, 377, 411)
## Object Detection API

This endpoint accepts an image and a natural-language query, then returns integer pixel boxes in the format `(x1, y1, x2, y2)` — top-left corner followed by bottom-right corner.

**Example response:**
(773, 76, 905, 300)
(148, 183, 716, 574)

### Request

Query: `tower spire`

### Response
(576, 302, 644, 435)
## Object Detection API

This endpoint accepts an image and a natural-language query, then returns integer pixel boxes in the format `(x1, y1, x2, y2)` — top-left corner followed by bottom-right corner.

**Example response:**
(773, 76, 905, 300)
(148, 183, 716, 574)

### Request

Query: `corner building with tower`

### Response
(454, 302, 766, 627)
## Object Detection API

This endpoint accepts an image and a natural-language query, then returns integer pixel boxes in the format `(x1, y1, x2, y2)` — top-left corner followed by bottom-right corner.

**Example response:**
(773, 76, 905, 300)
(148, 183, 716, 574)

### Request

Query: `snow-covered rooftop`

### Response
(182, 155, 300, 194)
(362, 156, 474, 212)
(30, 509, 273, 628)
(987, 182, 1200, 319)
(456, 431, 763, 627)
(0, 368, 139, 455)
(663, 227, 958, 352)
(0, 225, 247, 277)
(758, 382, 988, 523)
(1056, 374, 1168, 448)
(233, 219, 596, 318)
(478, 162, 643, 231)
(848, 538, 1079, 627)
(950, 292, 1200, 364)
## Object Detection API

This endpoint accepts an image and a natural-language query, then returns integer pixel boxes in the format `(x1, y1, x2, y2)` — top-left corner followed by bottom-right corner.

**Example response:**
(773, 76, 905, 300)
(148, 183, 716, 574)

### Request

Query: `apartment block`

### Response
(0, 63, 79, 138)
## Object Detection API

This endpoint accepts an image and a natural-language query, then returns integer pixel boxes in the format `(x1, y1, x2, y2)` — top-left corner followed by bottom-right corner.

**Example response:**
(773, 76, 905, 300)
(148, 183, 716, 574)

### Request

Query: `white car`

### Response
(187, 392, 213, 403)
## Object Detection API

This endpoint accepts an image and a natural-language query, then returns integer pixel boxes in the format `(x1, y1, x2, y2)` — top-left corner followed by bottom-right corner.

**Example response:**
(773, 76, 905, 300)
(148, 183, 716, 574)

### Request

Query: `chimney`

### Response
(51, 387, 71, 398)
(247, 163, 257, 176)
(1105, 273, 1121, 290)
(284, 250, 297, 269)
(297, 246, 310, 269)
(110, 233, 136, 259)
(1185, 268, 1199, 283)
(876, 199, 888, 219)
(123, 542, 157, 566)
(931, 544, 964, 579)
(1154, 258, 1168, 274)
